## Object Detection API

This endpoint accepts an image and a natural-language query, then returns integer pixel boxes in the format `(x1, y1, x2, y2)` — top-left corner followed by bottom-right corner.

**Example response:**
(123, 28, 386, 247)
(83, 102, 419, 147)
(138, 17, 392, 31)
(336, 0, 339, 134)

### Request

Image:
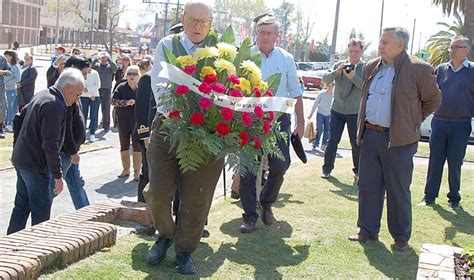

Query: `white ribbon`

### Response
(158, 61, 296, 114)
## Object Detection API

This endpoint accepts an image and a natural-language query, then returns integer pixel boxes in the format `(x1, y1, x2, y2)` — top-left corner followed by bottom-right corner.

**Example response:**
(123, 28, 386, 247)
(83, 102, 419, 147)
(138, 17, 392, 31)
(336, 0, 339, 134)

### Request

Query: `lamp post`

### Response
(329, 0, 340, 65)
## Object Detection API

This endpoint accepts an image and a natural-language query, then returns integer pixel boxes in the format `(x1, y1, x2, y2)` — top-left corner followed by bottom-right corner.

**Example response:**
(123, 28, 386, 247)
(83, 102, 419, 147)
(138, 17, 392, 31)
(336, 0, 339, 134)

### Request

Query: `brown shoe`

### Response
(261, 206, 275, 225)
(348, 233, 379, 243)
(239, 220, 256, 233)
(391, 240, 409, 252)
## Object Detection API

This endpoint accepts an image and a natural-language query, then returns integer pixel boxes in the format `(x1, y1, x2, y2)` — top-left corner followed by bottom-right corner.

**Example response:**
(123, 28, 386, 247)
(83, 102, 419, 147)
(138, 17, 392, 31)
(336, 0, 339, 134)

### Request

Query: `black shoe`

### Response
(321, 172, 330, 179)
(449, 202, 462, 211)
(239, 220, 256, 233)
(148, 236, 173, 265)
(391, 240, 409, 252)
(201, 228, 210, 238)
(417, 198, 434, 207)
(176, 252, 196, 275)
(230, 190, 240, 199)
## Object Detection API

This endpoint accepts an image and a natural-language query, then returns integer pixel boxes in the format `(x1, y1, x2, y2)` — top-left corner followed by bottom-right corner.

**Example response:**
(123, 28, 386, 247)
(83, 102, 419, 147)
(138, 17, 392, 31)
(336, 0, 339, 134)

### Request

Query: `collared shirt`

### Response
(251, 46, 301, 99)
(365, 62, 395, 127)
(151, 32, 200, 115)
(448, 58, 469, 72)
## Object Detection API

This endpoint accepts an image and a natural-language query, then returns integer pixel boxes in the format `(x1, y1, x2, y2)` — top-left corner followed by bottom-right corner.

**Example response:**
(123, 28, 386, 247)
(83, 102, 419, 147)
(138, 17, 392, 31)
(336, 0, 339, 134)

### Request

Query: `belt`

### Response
(365, 122, 389, 132)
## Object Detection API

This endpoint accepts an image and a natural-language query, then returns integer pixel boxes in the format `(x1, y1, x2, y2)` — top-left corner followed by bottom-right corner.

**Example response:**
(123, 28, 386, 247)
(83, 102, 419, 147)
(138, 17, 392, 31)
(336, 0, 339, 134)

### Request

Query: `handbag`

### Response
(303, 121, 316, 142)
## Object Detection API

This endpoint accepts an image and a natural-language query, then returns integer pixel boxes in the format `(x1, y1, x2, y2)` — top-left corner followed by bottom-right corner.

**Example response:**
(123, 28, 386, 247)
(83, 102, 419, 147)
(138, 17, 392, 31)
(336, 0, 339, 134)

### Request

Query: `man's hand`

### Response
(127, 99, 135, 106)
(91, 96, 95, 101)
(54, 178, 64, 195)
(71, 153, 80, 164)
(344, 69, 356, 80)
(293, 121, 305, 139)
(16, 82, 21, 88)
(336, 63, 346, 74)
(144, 138, 150, 149)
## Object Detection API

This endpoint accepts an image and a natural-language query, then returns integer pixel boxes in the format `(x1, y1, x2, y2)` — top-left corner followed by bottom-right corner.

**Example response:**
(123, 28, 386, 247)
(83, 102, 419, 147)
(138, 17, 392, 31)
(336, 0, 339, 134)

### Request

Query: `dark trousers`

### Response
(81, 96, 101, 136)
(7, 167, 52, 234)
(118, 125, 140, 152)
(137, 140, 148, 203)
(240, 114, 291, 222)
(323, 110, 359, 174)
(99, 88, 111, 130)
(424, 118, 471, 203)
(313, 113, 330, 147)
(357, 129, 417, 241)
(143, 116, 224, 253)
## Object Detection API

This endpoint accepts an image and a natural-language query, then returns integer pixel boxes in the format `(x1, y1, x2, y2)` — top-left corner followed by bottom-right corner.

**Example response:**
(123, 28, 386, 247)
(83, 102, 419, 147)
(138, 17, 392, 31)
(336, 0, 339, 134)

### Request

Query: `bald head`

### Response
(180, 1, 213, 44)
(183, 1, 212, 18)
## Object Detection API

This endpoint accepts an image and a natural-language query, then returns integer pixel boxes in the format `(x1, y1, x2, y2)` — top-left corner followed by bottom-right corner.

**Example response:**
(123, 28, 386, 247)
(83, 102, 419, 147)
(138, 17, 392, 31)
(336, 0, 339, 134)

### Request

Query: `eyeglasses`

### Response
(448, 45, 468, 52)
(184, 17, 212, 27)
(127, 72, 139, 76)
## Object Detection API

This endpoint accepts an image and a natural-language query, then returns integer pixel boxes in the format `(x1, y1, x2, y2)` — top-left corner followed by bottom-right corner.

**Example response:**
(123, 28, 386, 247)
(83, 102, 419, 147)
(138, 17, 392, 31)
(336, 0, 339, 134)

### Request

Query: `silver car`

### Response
(420, 115, 474, 144)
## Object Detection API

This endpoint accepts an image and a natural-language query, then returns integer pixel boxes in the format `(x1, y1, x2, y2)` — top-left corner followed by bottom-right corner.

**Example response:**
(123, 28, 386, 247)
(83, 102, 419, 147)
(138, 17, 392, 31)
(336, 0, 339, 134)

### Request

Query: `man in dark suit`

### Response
(17, 53, 38, 111)
(7, 68, 85, 234)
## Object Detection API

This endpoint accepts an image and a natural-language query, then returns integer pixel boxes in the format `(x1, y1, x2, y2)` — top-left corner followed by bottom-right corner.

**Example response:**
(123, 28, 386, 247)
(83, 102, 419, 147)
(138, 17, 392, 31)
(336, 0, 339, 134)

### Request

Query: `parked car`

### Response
(420, 115, 474, 144)
(299, 70, 324, 90)
(115, 44, 131, 54)
(296, 62, 314, 71)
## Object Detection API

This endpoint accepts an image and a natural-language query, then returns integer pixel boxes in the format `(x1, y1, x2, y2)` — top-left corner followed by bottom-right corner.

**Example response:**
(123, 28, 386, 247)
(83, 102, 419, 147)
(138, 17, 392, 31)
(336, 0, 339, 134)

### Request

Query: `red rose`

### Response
(190, 112, 205, 126)
(184, 65, 196, 75)
(176, 85, 190, 95)
(168, 110, 181, 119)
(263, 121, 271, 135)
(199, 98, 212, 110)
(220, 107, 234, 121)
(253, 136, 262, 149)
(266, 111, 275, 122)
(204, 74, 218, 84)
(254, 105, 264, 119)
(212, 83, 227, 94)
(265, 90, 273, 97)
(239, 131, 249, 146)
(253, 87, 262, 97)
(215, 122, 230, 136)
(241, 112, 253, 127)
(227, 74, 240, 84)
(198, 82, 212, 94)
(229, 89, 243, 97)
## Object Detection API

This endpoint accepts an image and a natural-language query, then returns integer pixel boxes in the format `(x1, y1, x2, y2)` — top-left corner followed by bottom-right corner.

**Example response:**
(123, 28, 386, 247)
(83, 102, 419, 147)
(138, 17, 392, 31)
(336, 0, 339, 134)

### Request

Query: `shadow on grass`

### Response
(196, 217, 309, 278)
(432, 204, 474, 246)
(326, 176, 358, 202)
(130, 242, 180, 279)
(362, 240, 419, 278)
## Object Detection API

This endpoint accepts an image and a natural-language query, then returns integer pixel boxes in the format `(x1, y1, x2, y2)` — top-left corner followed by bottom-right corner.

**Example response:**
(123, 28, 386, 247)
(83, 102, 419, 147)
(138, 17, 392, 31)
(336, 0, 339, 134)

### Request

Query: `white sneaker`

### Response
(89, 134, 95, 143)
(6, 125, 12, 132)
(321, 144, 327, 151)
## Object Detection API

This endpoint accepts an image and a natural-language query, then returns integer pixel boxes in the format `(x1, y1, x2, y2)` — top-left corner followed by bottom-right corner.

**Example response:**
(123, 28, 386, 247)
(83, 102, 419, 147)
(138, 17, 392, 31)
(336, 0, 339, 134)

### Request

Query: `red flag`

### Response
(311, 39, 316, 51)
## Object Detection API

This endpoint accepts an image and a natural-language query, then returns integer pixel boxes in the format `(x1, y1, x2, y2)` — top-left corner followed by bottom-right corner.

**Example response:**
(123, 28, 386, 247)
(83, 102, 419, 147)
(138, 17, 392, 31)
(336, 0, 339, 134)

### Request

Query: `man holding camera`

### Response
(321, 39, 364, 179)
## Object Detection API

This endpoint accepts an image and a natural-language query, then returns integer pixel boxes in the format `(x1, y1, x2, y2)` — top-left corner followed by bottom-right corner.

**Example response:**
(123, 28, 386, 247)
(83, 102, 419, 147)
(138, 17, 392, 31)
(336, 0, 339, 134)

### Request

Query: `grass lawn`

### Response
(337, 139, 474, 162)
(40, 156, 474, 279)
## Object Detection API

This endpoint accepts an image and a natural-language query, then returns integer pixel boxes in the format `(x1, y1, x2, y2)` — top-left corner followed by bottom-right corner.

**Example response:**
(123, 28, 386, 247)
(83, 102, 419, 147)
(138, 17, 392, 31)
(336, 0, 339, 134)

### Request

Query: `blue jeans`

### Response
(7, 167, 52, 234)
(424, 118, 471, 203)
(5, 89, 17, 126)
(323, 110, 360, 174)
(313, 113, 330, 147)
(81, 96, 100, 136)
(49, 152, 90, 210)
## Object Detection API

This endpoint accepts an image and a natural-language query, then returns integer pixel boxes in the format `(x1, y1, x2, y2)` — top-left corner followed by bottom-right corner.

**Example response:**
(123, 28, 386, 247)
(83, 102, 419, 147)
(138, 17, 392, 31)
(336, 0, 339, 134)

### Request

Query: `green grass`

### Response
(338, 139, 474, 162)
(40, 157, 474, 279)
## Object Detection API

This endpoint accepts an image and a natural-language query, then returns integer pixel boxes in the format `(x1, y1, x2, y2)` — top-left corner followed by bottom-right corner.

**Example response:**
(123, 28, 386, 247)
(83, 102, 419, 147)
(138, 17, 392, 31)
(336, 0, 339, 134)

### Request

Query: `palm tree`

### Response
(431, 0, 474, 49)
(426, 13, 464, 67)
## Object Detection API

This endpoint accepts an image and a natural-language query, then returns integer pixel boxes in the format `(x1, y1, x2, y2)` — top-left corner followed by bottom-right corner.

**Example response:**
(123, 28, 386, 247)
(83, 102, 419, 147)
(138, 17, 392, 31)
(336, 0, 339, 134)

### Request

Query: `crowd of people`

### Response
(0, 0, 472, 276)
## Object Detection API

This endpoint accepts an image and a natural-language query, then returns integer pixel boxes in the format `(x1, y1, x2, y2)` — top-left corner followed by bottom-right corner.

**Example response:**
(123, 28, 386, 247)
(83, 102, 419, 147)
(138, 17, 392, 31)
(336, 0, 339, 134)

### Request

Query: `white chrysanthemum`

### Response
(217, 42, 237, 58)
(214, 59, 237, 74)
(194, 47, 219, 61)
(241, 60, 262, 82)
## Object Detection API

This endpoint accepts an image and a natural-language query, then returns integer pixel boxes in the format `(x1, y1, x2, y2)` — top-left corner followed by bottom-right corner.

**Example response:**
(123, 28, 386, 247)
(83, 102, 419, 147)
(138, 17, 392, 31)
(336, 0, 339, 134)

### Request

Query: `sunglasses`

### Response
(184, 17, 212, 27)
(127, 72, 139, 76)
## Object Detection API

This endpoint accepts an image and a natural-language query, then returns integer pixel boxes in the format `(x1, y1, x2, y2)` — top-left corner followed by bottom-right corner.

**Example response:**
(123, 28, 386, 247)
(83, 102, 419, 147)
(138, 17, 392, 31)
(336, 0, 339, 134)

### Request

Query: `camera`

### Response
(344, 63, 355, 73)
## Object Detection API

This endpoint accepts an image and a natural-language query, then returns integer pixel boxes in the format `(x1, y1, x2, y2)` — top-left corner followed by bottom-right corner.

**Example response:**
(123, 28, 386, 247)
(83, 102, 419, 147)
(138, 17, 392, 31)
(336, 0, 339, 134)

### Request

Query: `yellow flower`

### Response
(214, 59, 236, 75)
(194, 47, 219, 61)
(217, 42, 237, 59)
(176, 55, 196, 68)
(252, 80, 268, 90)
(240, 60, 262, 83)
(234, 78, 251, 95)
(200, 66, 217, 79)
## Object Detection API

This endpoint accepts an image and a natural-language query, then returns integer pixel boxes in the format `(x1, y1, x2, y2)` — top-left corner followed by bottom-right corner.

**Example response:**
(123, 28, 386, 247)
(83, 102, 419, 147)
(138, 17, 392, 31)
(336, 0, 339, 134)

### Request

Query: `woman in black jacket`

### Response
(112, 65, 141, 181)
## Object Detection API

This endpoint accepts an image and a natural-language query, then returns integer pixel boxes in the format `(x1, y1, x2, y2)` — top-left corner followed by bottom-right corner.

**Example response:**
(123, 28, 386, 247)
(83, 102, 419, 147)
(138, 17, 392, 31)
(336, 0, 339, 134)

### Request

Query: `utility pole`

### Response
(329, 0, 340, 65)
(379, 0, 385, 38)
(55, 0, 60, 48)
(90, 0, 95, 49)
(143, 0, 184, 39)
(410, 18, 416, 55)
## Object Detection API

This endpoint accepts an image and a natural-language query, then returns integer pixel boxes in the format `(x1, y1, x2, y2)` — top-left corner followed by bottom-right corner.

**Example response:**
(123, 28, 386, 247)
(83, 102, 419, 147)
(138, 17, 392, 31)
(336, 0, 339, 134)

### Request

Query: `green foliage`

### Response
(234, 37, 252, 71)
(427, 13, 465, 67)
(162, 45, 177, 66)
(266, 73, 282, 95)
(250, 52, 262, 68)
(202, 29, 218, 47)
(172, 35, 188, 57)
(462, 247, 474, 277)
(219, 25, 236, 45)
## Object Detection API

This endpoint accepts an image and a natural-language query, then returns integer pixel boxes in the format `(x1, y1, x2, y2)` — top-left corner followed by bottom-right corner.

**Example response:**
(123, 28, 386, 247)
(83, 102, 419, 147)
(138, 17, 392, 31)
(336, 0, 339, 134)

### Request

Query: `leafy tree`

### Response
(426, 13, 464, 66)
(292, 5, 315, 61)
(272, 1, 294, 49)
(432, 0, 474, 49)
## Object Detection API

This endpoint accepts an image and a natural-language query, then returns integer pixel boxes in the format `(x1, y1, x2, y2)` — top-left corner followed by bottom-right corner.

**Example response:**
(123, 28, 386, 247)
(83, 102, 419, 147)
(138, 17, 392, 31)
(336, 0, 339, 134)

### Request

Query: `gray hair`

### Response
(54, 68, 85, 89)
(451, 35, 471, 49)
(256, 15, 279, 34)
(183, 1, 213, 18)
(383, 27, 410, 50)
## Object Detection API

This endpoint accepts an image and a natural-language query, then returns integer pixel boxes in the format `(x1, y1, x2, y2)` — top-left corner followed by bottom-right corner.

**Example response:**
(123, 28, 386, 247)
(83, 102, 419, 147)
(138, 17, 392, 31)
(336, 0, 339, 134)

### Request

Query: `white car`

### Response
(420, 115, 474, 144)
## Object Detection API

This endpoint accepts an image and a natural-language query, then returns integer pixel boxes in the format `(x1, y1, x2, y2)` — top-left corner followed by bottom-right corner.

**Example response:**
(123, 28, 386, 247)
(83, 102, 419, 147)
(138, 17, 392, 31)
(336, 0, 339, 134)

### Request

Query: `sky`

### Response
(119, 0, 455, 54)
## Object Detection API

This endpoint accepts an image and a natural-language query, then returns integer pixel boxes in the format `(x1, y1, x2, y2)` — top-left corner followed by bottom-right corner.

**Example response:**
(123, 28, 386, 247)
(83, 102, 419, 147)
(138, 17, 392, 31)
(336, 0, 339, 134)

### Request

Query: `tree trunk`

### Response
(462, 2, 474, 59)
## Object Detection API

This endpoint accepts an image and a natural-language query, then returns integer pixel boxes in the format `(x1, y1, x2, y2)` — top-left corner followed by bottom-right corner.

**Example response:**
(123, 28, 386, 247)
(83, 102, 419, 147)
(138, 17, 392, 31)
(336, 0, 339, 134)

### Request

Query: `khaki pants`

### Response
(143, 117, 224, 253)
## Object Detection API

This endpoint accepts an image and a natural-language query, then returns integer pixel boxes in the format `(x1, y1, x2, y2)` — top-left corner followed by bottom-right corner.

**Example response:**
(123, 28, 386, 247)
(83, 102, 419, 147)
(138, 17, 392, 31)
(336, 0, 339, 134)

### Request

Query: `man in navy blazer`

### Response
(17, 53, 38, 111)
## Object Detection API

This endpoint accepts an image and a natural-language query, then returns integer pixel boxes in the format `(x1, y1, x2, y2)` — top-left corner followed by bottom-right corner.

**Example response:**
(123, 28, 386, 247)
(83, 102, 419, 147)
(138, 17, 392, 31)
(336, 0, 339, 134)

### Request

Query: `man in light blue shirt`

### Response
(239, 15, 305, 234)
